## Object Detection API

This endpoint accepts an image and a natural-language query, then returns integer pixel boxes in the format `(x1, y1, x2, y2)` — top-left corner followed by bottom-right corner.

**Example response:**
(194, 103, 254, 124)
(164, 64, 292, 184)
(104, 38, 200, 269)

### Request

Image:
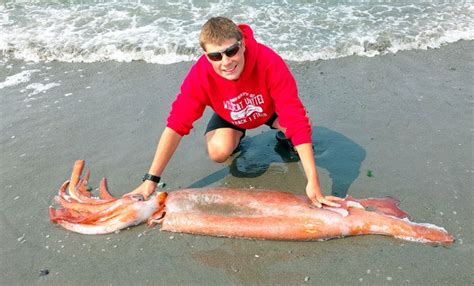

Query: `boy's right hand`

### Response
(123, 180, 157, 200)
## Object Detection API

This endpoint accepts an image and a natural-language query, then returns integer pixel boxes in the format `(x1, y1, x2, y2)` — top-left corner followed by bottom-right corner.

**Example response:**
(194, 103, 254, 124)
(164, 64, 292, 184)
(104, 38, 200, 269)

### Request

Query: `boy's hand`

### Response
(123, 180, 157, 200)
(306, 182, 343, 208)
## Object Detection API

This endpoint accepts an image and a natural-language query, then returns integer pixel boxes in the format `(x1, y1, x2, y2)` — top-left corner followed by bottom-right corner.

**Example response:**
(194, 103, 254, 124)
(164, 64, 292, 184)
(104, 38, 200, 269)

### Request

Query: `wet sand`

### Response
(0, 40, 473, 285)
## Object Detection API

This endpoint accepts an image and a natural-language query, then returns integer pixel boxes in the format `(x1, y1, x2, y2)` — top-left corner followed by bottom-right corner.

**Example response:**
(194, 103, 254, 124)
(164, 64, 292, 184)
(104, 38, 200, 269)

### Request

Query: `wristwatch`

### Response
(142, 173, 161, 184)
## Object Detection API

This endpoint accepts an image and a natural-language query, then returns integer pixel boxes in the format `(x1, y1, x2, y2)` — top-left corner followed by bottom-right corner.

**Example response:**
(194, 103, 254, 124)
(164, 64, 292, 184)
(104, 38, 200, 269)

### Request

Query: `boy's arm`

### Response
(294, 143, 343, 208)
(124, 127, 182, 199)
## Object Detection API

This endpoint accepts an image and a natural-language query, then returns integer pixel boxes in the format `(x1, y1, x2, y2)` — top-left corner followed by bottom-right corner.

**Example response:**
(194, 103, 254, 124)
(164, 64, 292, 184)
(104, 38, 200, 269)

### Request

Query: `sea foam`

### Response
(1, 1, 473, 64)
(0, 70, 39, 89)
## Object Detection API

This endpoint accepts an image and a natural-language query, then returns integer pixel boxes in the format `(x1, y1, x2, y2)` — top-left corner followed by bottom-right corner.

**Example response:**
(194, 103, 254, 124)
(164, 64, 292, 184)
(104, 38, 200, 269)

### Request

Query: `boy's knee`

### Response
(207, 147, 232, 163)
(206, 140, 234, 163)
(205, 129, 242, 163)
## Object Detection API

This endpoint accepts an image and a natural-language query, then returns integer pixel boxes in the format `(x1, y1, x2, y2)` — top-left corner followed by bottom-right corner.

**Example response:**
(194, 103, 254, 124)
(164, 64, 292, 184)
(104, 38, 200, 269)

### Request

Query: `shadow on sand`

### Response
(188, 126, 366, 198)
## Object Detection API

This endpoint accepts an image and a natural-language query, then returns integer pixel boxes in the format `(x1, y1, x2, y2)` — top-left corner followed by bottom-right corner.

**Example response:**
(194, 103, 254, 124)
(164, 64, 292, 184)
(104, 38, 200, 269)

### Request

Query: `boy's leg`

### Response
(269, 116, 299, 156)
(270, 115, 312, 145)
(205, 113, 245, 163)
(269, 116, 287, 133)
(206, 128, 243, 163)
(269, 116, 290, 143)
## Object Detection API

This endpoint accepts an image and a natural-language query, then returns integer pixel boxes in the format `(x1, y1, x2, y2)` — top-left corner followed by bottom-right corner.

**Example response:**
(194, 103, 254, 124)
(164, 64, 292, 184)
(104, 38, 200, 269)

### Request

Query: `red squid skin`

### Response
(49, 160, 454, 244)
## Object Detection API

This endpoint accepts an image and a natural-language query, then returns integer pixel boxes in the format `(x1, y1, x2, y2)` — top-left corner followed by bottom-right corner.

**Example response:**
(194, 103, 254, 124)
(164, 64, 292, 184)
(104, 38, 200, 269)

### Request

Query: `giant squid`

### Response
(48, 160, 454, 244)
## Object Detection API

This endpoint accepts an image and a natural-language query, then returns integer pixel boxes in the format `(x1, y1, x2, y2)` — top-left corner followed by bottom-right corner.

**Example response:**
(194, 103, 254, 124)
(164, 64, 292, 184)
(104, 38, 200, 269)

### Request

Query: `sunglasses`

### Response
(206, 41, 241, 62)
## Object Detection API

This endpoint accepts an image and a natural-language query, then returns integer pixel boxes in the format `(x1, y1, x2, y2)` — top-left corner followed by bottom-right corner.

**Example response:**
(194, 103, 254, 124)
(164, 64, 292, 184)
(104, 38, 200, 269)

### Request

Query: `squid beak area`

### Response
(147, 211, 166, 227)
(146, 192, 168, 227)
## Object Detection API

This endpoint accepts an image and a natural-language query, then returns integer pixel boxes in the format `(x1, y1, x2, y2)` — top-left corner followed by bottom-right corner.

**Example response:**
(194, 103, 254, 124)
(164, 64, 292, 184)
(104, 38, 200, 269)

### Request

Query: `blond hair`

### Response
(199, 17, 243, 51)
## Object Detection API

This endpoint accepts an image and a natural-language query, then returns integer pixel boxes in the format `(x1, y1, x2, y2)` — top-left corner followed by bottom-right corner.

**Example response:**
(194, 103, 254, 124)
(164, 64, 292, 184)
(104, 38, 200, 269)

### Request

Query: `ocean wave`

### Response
(1, 1, 473, 64)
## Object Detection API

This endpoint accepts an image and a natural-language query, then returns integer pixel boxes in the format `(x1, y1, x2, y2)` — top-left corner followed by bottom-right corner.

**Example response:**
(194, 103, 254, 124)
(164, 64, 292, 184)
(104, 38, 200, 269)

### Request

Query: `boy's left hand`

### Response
(306, 182, 343, 208)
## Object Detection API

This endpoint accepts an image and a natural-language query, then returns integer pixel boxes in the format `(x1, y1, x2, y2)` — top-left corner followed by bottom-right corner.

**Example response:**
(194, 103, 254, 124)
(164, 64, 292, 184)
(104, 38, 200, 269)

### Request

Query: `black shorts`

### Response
(205, 112, 278, 136)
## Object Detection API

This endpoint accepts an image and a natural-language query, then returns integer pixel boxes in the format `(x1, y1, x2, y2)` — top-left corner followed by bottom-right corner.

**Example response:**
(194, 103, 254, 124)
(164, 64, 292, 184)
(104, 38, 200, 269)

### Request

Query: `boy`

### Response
(128, 17, 341, 208)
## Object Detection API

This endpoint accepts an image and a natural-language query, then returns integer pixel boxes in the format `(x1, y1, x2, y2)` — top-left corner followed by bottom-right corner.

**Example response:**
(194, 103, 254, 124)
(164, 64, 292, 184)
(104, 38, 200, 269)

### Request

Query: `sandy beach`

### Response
(1, 40, 473, 285)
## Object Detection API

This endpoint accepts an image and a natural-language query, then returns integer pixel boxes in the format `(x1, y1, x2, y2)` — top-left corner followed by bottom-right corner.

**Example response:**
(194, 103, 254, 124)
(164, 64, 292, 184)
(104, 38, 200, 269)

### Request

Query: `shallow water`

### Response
(1, 0, 473, 64)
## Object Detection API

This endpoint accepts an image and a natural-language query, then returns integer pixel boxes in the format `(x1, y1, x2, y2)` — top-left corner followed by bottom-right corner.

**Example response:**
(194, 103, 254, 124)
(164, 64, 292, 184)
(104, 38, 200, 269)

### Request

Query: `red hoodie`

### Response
(166, 24, 312, 146)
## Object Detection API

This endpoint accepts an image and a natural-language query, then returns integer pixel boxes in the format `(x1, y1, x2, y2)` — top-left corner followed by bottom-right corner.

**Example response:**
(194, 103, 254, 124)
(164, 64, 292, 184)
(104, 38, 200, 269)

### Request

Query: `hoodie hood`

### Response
(236, 24, 258, 81)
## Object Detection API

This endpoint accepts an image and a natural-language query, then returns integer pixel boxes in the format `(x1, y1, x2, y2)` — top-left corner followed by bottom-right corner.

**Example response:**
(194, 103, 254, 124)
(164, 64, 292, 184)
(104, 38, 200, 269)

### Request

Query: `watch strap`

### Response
(142, 173, 161, 184)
